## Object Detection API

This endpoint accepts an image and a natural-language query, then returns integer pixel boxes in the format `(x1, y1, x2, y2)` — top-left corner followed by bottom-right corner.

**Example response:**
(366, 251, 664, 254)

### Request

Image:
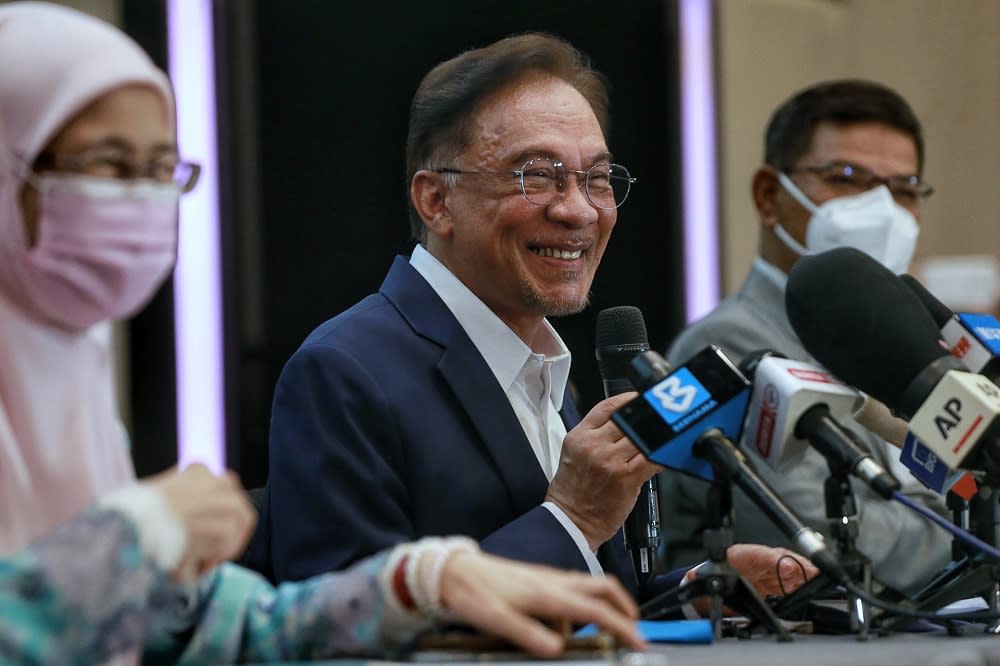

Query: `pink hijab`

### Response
(0, 2, 175, 554)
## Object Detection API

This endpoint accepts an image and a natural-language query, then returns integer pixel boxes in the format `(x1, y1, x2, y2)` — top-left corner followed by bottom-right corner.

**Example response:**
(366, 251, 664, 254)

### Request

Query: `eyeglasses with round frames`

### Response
(784, 161, 933, 203)
(435, 157, 635, 210)
(32, 147, 201, 194)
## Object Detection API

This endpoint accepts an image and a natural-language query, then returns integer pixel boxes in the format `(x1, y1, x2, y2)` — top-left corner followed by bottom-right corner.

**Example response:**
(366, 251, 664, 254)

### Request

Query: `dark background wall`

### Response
(128, 0, 689, 486)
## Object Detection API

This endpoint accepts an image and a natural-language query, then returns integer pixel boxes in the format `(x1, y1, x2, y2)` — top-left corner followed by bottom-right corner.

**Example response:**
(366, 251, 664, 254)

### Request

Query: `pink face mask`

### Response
(15, 173, 179, 329)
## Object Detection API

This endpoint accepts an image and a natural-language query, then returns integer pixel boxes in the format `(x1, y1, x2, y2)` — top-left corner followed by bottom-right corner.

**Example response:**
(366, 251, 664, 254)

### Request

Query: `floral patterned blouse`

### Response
(0, 508, 426, 664)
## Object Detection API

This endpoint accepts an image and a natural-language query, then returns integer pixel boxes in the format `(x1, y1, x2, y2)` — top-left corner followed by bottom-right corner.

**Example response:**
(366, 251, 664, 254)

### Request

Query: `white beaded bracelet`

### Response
(404, 536, 480, 620)
(404, 537, 444, 615)
(423, 536, 479, 618)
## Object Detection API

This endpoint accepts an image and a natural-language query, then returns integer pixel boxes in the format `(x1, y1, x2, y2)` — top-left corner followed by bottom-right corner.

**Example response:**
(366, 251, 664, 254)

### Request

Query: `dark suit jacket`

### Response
(245, 256, 684, 599)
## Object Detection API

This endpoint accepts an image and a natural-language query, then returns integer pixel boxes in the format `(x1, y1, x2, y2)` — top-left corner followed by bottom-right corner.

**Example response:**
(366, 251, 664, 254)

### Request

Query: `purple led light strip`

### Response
(167, 0, 225, 473)
(679, 0, 720, 322)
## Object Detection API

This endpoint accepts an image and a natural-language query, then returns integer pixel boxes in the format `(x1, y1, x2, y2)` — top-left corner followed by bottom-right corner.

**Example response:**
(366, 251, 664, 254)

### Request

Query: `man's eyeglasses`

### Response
(33, 147, 201, 194)
(435, 157, 635, 210)
(784, 161, 933, 203)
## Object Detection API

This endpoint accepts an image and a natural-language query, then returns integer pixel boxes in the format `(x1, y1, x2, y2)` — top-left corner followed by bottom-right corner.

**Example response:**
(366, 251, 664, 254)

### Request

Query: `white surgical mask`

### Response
(774, 171, 919, 275)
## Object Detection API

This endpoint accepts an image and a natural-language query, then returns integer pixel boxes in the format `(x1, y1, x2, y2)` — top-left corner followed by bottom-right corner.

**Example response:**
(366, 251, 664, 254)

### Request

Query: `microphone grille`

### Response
(595, 306, 650, 380)
(596, 306, 649, 349)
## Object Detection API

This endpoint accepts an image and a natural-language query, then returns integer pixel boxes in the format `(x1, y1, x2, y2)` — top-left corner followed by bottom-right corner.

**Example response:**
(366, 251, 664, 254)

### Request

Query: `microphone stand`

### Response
(822, 463, 873, 640)
(878, 487, 1000, 634)
(969, 487, 1000, 633)
(638, 466, 791, 641)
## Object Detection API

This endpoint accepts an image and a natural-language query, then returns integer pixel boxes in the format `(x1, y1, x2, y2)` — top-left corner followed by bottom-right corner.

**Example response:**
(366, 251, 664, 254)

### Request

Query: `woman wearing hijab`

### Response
(0, 3, 645, 663)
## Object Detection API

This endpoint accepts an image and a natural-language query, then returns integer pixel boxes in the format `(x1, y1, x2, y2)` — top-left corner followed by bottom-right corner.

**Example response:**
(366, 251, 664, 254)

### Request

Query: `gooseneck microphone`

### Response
(595, 306, 664, 584)
(785, 247, 1000, 480)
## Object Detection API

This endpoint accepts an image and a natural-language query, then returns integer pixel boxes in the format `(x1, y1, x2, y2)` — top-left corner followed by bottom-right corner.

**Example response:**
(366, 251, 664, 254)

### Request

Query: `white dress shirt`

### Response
(410, 245, 603, 574)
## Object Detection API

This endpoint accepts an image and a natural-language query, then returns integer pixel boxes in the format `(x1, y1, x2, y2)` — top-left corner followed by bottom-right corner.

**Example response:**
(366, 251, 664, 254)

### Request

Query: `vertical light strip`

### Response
(167, 0, 225, 473)
(679, 0, 721, 322)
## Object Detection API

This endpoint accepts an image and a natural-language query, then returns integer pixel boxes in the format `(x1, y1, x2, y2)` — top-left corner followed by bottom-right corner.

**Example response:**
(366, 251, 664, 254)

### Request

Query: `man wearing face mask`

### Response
(661, 79, 951, 595)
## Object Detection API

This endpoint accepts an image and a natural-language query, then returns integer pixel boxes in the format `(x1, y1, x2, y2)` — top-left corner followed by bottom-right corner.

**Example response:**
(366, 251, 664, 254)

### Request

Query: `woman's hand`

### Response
(147, 464, 257, 581)
(438, 550, 646, 657)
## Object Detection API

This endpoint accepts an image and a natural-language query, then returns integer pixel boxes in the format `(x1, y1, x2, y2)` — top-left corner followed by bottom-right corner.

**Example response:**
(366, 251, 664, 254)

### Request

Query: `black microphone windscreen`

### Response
(785, 247, 948, 411)
(899, 273, 953, 328)
(595, 306, 650, 384)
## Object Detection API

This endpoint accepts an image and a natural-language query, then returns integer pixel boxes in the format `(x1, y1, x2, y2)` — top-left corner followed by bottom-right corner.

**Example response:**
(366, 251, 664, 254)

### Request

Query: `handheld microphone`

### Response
(785, 247, 1000, 481)
(595, 306, 665, 583)
(694, 429, 850, 585)
(596, 306, 652, 396)
(738, 350, 901, 499)
(612, 346, 751, 481)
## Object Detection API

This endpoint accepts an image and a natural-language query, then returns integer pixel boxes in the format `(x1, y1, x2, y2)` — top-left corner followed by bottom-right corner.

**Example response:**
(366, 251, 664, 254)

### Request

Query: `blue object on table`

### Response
(576, 619, 714, 644)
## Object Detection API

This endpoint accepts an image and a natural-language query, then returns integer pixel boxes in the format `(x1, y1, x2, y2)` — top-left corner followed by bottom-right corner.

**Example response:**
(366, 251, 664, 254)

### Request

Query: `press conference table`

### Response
(259, 631, 1000, 666)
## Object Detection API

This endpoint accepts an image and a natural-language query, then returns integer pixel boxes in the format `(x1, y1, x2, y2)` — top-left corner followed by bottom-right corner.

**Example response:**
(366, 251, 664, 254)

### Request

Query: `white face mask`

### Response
(774, 171, 919, 275)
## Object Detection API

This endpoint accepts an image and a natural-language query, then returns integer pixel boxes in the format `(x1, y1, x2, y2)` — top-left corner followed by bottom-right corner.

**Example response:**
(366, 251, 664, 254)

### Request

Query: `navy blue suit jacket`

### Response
(246, 256, 684, 599)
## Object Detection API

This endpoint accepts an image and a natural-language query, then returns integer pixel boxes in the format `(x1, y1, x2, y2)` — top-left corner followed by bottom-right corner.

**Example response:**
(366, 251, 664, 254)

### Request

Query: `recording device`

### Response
(692, 429, 850, 585)
(738, 350, 901, 499)
(594, 306, 665, 582)
(785, 247, 1000, 481)
(611, 346, 751, 481)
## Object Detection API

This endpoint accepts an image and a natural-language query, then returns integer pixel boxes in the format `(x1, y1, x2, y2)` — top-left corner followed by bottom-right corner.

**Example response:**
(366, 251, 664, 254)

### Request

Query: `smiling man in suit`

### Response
(246, 33, 814, 605)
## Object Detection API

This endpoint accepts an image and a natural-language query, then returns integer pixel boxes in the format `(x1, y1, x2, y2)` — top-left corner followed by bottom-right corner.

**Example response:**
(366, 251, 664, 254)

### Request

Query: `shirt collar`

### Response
(409, 245, 571, 408)
(753, 256, 789, 291)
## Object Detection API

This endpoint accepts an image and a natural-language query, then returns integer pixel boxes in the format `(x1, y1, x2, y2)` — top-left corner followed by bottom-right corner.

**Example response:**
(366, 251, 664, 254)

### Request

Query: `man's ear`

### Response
(411, 170, 453, 238)
(751, 165, 781, 229)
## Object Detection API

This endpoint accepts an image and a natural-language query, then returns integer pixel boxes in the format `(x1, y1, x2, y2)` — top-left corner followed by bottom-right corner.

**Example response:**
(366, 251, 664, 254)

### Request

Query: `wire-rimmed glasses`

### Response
(784, 160, 932, 203)
(436, 157, 635, 210)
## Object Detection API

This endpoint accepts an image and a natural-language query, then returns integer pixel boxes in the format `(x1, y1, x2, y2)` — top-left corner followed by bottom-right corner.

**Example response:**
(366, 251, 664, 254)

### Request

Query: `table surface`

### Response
(641, 631, 1000, 665)
(260, 631, 1000, 666)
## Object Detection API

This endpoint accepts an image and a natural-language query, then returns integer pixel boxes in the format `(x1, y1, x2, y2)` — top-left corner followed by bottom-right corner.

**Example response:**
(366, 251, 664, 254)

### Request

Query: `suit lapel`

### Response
(438, 344, 551, 516)
(381, 257, 640, 591)
(380, 256, 550, 517)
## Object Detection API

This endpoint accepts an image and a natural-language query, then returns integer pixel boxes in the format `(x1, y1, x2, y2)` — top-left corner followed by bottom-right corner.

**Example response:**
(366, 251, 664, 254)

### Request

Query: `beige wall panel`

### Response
(0, 0, 119, 22)
(716, 0, 1000, 294)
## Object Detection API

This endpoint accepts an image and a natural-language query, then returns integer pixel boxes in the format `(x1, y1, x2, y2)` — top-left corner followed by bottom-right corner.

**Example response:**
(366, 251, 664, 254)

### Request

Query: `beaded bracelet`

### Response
(422, 536, 479, 618)
(381, 543, 420, 615)
(395, 536, 480, 619)
(404, 537, 445, 615)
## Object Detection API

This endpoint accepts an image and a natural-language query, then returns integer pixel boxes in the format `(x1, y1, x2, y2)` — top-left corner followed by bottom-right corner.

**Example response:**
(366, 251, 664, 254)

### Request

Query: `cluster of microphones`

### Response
(597, 246, 1000, 634)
